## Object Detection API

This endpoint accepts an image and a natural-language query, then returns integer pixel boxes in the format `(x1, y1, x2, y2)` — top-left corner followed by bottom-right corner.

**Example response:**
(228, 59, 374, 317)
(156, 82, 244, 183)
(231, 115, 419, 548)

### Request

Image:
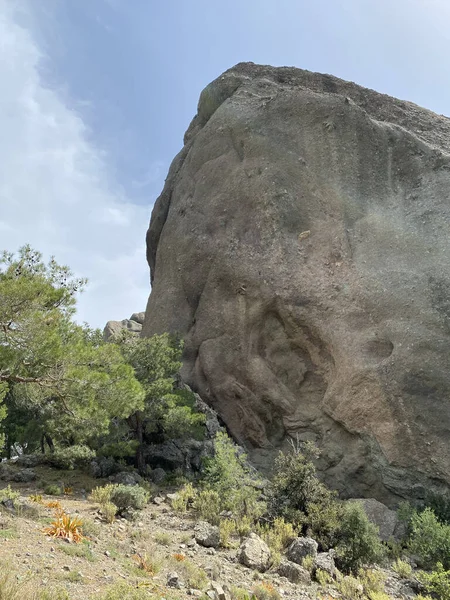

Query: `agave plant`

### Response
(43, 510, 84, 543)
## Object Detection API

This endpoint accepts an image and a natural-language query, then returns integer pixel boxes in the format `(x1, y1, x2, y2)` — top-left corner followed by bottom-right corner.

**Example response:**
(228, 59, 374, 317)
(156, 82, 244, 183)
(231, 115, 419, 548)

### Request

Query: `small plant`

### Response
(220, 518, 237, 548)
(96, 581, 150, 600)
(256, 517, 296, 553)
(154, 531, 171, 546)
(252, 581, 280, 600)
(358, 568, 386, 596)
(59, 539, 96, 561)
(43, 510, 84, 542)
(194, 488, 221, 524)
(173, 552, 186, 562)
(230, 586, 252, 600)
(392, 558, 413, 579)
(0, 485, 20, 507)
(178, 558, 208, 589)
(64, 570, 83, 583)
(302, 555, 315, 572)
(63, 487, 73, 495)
(102, 502, 118, 523)
(45, 500, 62, 510)
(172, 482, 197, 513)
(44, 484, 61, 496)
(235, 515, 253, 539)
(29, 494, 43, 504)
(337, 575, 364, 600)
(90, 484, 115, 505)
(132, 552, 159, 575)
(418, 562, 450, 600)
(316, 569, 333, 586)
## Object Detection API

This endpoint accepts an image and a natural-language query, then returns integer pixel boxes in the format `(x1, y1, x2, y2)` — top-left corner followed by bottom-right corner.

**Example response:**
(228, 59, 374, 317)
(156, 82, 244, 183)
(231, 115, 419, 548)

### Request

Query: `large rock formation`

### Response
(143, 62, 450, 504)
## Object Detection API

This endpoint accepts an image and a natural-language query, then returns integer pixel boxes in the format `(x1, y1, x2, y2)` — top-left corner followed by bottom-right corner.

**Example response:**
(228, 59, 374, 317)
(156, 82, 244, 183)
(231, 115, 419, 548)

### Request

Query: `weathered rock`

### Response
(167, 572, 182, 588)
(145, 439, 214, 473)
(112, 471, 142, 486)
(277, 560, 311, 584)
(90, 457, 119, 479)
(314, 551, 336, 579)
(351, 498, 403, 541)
(194, 521, 220, 548)
(149, 467, 167, 484)
(143, 62, 450, 503)
(11, 469, 36, 483)
(238, 532, 271, 572)
(103, 313, 144, 341)
(287, 537, 318, 564)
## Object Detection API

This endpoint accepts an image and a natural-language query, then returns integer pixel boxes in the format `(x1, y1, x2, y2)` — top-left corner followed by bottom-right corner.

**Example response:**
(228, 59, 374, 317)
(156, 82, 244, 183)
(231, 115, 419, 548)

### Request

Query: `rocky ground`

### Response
(0, 464, 421, 600)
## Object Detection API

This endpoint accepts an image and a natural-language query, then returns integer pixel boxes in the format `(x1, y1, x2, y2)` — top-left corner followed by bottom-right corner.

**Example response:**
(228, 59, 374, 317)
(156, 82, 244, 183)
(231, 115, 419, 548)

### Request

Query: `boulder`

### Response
(112, 471, 142, 486)
(149, 467, 167, 484)
(194, 521, 220, 548)
(238, 532, 271, 572)
(287, 537, 318, 564)
(103, 314, 144, 341)
(351, 498, 403, 541)
(277, 560, 311, 584)
(314, 551, 336, 579)
(143, 62, 450, 503)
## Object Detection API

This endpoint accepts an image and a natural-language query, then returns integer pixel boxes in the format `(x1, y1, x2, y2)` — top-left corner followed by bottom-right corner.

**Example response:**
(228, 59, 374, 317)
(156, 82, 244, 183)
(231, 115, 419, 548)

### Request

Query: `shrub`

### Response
(90, 484, 115, 505)
(335, 502, 385, 574)
(109, 484, 149, 511)
(316, 568, 333, 586)
(358, 568, 386, 595)
(172, 482, 197, 513)
(97, 581, 151, 600)
(392, 558, 412, 579)
(256, 517, 296, 553)
(102, 502, 117, 523)
(418, 563, 450, 600)
(132, 552, 160, 575)
(408, 508, 450, 569)
(302, 555, 315, 572)
(194, 489, 221, 524)
(46, 445, 95, 470)
(252, 582, 280, 600)
(154, 531, 171, 546)
(203, 432, 265, 520)
(336, 575, 364, 600)
(219, 518, 236, 548)
(43, 484, 61, 496)
(424, 491, 450, 525)
(0, 484, 20, 507)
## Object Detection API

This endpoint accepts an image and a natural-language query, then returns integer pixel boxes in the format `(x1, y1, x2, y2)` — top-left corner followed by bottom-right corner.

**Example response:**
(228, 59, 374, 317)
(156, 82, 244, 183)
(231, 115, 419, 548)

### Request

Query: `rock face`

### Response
(143, 62, 450, 503)
(103, 312, 145, 341)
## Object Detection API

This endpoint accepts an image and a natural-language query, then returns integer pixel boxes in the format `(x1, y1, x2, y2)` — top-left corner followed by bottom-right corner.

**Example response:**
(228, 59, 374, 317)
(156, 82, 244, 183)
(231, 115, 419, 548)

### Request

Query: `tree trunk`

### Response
(135, 414, 145, 474)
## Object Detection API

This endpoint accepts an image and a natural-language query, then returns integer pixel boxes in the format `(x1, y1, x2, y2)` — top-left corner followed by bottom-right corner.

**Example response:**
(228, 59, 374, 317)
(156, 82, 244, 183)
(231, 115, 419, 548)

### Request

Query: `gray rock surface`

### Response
(313, 551, 336, 579)
(194, 521, 220, 548)
(103, 312, 145, 341)
(238, 532, 271, 572)
(351, 498, 403, 541)
(277, 560, 311, 584)
(143, 62, 450, 503)
(287, 537, 318, 563)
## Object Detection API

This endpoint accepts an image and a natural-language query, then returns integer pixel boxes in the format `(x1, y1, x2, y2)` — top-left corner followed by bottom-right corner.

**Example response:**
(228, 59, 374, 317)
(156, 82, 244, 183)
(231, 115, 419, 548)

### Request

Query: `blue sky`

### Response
(1, 0, 449, 327)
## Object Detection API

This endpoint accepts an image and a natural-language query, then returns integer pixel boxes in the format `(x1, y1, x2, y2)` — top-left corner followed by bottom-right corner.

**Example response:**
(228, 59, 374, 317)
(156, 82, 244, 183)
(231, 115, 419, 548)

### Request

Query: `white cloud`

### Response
(0, 0, 151, 328)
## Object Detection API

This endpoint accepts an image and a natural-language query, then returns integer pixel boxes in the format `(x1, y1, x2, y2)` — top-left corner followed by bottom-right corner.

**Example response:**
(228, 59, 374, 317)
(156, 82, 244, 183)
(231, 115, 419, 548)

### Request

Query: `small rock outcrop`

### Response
(239, 533, 271, 572)
(194, 521, 220, 548)
(143, 62, 450, 503)
(103, 312, 145, 341)
(350, 498, 403, 541)
(286, 537, 318, 564)
(277, 560, 311, 584)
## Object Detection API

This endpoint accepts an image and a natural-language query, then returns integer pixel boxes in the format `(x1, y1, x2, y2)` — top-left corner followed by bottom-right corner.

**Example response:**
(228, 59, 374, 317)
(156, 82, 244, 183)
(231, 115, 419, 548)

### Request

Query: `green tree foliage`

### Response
(202, 431, 264, 520)
(418, 562, 450, 600)
(408, 508, 450, 570)
(112, 331, 205, 471)
(334, 502, 385, 573)
(0, 246, 144, 453)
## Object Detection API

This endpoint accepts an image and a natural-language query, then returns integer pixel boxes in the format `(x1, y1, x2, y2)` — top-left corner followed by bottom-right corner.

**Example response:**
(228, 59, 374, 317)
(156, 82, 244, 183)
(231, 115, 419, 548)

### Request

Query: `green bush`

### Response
(171, 482, 197, 513)
(392, 558, 413, 579)
(194, 489, 221, 524)
(424, 491, 450, 525)
(203, 432, 265, 520)
(418, 563, 450, 600)
(408, 508, 450, 569)
(46, 445, 95, 470)
(97, 441, 139, 460)
(43, 484, 61, 496)
(109, 484, 149, 511)
(0, 485, 20, 507)
(256, 517, 297, 553)
(335, 502, 385, 574)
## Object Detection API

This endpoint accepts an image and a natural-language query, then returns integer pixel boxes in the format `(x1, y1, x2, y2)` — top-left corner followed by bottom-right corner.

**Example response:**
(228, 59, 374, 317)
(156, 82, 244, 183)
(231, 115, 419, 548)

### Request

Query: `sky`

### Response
(1, 0, 449, 328)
